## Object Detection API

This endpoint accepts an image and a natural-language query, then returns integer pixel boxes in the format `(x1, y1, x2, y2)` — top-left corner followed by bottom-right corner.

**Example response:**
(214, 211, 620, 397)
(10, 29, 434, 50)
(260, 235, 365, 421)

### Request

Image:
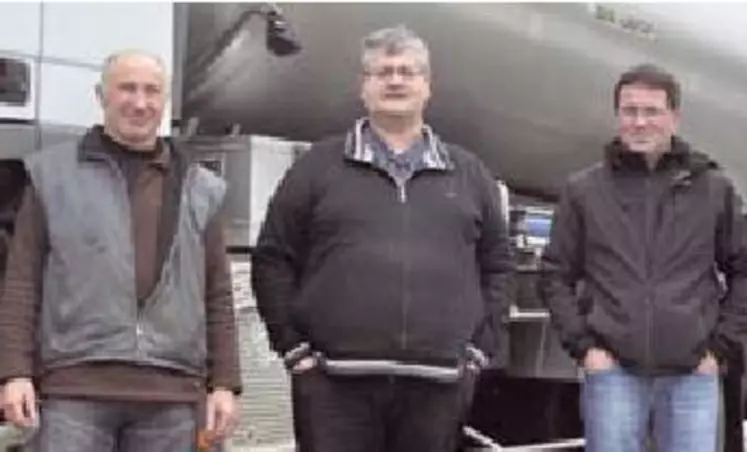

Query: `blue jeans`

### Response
(582, 365, 720, 452)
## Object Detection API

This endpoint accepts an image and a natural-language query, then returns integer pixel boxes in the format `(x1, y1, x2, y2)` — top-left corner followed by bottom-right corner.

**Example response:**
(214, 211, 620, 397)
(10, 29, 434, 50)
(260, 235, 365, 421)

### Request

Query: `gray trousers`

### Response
(24, 398, 216, 452)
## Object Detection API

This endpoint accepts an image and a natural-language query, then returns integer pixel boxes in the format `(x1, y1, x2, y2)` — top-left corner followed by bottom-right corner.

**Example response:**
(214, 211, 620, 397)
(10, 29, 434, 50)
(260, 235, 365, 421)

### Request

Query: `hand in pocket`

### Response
(291, 356, 319, 375)
(583, 348, 616, 373)
(696, 351, 719, 375)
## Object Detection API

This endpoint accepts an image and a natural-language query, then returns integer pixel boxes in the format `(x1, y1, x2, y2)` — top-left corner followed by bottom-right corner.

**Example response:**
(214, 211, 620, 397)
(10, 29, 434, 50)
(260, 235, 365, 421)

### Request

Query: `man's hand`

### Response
(291, 356, 318, 374)
(466, 361, 481, 374)
(2, 378, 38, 428)
(583, 348, 616, 372)
(696, 351, 720, 375)
(205, 388, 238, 441)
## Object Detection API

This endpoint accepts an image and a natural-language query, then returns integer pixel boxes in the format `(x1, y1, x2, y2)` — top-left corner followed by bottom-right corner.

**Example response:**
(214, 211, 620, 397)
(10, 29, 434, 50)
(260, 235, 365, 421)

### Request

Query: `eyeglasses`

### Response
(618, 105, 670, 120)
(363, 65, 427, 81)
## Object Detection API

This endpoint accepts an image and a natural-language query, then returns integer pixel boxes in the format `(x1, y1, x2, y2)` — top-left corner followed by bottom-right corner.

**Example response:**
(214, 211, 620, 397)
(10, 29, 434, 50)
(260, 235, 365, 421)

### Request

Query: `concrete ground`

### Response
(226, 444, 294, 452)
(5, 425, 747, 451)
(0, 425, 298, 452)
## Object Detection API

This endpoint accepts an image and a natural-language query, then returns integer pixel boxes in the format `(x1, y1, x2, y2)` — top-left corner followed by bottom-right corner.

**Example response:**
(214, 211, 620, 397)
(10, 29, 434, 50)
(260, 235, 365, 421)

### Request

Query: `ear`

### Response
(358, 72, 367, 93)
(95, 83, 106, 107)
(671, 108, 681, 127)
(425, 76, 432, 100)
(359, 75, 369, 105)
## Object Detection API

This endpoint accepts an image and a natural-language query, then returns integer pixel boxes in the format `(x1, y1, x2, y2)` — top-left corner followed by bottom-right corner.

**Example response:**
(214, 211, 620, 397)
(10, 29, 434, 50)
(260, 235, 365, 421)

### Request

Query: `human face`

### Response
(616, 83, 679, 154)
(360, 50, 431, 121)
(96, 54, 167, 149)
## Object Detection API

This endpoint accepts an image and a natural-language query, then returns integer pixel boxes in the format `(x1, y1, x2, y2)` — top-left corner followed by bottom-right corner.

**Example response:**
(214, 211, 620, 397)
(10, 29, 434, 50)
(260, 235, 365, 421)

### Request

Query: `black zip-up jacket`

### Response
(251, 121, 514, 380)
(540, 137, 747, 375)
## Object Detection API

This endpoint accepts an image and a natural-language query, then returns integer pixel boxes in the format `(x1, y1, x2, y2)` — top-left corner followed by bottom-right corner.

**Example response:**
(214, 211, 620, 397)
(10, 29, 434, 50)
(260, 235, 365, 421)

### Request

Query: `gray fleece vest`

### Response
(24, 140, 226, 377)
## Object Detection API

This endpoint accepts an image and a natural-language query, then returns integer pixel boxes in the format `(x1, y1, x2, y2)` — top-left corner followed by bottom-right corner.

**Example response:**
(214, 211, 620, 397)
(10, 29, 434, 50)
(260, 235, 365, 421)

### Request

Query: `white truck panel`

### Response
(0, 2, 173, 136)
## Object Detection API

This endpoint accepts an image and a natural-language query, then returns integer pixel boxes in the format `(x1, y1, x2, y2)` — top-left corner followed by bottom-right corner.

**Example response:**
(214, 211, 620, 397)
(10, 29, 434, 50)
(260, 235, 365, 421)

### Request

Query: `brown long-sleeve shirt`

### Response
(0, 130, 242, 402)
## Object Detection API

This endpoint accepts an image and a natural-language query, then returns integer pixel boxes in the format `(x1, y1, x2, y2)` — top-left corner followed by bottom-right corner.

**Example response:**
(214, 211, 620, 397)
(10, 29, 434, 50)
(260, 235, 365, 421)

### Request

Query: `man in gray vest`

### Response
(0, 50, 241, 451)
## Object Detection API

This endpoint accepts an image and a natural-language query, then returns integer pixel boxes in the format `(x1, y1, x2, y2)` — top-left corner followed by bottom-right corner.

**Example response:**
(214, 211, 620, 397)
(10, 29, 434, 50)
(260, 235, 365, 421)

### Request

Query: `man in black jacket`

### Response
(251, 26, 514, 452)
(540, 63, 747, 452)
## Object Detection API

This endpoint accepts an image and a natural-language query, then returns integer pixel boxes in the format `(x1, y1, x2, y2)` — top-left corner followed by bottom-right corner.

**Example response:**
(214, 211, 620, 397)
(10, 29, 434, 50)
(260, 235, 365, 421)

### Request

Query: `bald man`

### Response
(0, 50, 241, 452)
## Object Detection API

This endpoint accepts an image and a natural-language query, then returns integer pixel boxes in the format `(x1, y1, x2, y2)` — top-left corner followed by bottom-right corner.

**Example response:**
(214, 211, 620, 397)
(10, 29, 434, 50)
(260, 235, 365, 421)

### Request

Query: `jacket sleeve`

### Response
(470, 163, 515, 368)
(204, 206, 242, 394)
(0, 184, 47, 383)
(711, 180, 747, 364)
(538, 181, 596, 361)
(250, 152, 316, 365)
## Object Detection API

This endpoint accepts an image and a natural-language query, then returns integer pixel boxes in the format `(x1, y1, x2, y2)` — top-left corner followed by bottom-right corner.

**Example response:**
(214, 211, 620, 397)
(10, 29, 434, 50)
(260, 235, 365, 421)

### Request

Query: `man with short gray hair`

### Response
(252, 26, 514, 452)
(0, 49, 241, 451)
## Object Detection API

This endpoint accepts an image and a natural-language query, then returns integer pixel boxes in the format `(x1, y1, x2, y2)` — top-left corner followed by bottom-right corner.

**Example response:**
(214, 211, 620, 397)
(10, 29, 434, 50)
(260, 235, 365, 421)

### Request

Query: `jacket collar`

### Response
(604, 136, 719, 187)
(77, 125, 170, 170)
(605, 136, 692, 173)
(343, 118, 454, 171)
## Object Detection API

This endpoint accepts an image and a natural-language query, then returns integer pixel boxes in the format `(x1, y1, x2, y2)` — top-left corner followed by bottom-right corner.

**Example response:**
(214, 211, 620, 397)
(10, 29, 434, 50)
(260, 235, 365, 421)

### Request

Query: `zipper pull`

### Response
(398, 185, 407, 203)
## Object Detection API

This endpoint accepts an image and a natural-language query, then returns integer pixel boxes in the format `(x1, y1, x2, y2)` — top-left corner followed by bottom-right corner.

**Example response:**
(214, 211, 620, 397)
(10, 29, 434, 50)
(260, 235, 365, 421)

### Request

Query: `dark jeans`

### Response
(582, 365, 720, 452)
(291, 368, 476, 452)
(25, 398, 215, 452)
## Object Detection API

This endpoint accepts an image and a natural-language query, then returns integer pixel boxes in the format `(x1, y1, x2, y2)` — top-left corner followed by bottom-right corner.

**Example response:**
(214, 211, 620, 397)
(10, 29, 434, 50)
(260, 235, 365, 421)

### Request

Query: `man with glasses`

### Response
(540, 63, 747, 452)
(252, 25, 514, 452)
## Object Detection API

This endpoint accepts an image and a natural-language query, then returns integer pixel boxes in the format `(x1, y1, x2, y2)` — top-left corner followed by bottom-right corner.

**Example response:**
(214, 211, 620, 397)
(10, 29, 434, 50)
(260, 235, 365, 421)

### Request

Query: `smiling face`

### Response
(616, 83, 679, 154)
(96, 52, 168, 149)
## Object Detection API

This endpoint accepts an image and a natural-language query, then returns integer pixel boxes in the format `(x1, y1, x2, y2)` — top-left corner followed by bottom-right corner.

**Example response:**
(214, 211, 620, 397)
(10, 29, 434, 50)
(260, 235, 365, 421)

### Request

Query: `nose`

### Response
(132, 92, 149, 110)
(388, 70, 406, 84)
(632, 113, 647, 127)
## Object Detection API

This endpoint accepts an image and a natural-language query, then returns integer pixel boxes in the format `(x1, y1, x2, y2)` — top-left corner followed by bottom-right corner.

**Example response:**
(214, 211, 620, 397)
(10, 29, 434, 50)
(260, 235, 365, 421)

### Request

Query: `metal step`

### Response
(463, 425, 584, 451)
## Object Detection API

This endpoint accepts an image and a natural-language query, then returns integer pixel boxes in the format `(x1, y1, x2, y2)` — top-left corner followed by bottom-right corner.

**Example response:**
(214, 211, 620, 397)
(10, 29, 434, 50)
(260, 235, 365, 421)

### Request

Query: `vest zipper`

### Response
(106, 156, 143, 355)
(135, 316, 144, 354)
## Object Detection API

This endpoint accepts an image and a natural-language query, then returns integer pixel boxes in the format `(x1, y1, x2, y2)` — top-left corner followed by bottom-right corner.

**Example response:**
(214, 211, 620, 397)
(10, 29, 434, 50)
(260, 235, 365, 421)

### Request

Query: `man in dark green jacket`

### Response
(540, 63, 747, 452)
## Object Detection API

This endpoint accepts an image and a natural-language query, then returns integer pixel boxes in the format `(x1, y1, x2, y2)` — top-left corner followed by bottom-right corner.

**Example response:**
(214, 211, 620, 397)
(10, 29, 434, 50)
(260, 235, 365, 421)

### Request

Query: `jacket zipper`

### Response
(397, 180, 410, 351)
(398, 184, 407, 203)
(643, 175, 655, 371)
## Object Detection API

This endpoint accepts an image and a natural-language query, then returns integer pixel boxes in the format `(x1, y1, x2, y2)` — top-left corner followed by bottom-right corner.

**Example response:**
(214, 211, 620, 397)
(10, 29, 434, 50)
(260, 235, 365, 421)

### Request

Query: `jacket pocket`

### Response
(585, 300, 633, 360)
(652, 303, 709, 370)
